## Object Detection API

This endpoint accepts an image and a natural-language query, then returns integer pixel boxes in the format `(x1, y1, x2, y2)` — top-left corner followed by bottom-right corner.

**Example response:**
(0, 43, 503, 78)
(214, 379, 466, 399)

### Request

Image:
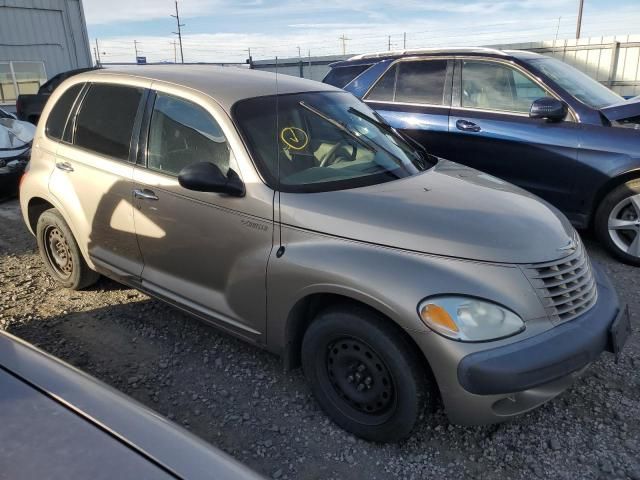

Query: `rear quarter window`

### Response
(74, 83, 143, 161)
(45, 83, 84, 141)
(323, 65, 372, 88)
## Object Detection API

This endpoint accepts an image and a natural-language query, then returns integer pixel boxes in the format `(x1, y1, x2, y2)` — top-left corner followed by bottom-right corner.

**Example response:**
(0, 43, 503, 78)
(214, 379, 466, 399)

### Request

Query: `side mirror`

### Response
(529, 97, 568, 122)
(178, 162, 245, 197)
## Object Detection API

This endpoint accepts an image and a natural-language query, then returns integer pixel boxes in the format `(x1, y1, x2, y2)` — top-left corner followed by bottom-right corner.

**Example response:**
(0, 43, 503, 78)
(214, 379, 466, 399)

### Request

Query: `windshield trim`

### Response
(231, 91, 434, 194)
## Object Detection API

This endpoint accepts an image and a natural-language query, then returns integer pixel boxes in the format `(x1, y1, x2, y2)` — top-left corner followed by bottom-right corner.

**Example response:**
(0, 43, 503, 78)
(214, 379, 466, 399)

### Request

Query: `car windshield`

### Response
(525, 56, 623, 109)
(233, 91, 433, 193)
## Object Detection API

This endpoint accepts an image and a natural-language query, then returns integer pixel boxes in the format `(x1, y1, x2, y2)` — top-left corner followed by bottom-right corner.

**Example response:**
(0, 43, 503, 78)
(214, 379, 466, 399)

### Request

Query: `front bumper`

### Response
(417, 261, 624, 425)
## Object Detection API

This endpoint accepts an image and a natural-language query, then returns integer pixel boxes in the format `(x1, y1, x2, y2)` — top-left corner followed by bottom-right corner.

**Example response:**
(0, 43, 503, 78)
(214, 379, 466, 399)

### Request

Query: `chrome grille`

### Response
(523, 241, 597, 323)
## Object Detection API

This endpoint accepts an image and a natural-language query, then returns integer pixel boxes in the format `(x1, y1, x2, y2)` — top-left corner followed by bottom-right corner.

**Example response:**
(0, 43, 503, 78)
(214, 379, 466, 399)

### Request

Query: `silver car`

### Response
(19, 66, 630, 442)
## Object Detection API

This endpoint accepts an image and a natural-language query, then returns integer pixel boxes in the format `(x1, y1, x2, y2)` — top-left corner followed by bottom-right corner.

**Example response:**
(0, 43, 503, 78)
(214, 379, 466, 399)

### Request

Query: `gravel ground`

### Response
(1, 198, 639, 480)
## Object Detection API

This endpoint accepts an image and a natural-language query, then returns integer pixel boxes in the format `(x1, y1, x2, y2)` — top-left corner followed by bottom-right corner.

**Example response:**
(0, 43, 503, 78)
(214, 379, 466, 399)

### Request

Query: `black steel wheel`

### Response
(326, 337, 396, 421)
(302, 304, 432, 442)
(36, 208, 99, 290)
(43, 225, 74, 279)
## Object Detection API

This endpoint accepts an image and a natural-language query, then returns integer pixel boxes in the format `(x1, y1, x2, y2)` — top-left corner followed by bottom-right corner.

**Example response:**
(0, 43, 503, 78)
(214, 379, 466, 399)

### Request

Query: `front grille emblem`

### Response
(558, 238, 577, 253)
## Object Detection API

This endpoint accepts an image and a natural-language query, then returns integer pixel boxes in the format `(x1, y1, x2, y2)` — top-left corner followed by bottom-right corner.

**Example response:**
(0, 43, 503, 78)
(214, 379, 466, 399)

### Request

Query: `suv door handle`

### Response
(456, 119, 482, 132)
(55, 161, 74, 172)
(133, 189, 159, 201)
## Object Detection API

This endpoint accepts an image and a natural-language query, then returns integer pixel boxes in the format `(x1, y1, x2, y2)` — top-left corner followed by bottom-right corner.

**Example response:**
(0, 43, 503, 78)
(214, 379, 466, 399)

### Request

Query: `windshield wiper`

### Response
(347, 107, 431, 170)
(299, 101, 377, 154)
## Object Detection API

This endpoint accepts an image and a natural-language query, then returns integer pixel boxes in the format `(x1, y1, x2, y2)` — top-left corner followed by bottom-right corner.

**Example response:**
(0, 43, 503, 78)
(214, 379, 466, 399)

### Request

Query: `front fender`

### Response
(266, 226, 546, 352)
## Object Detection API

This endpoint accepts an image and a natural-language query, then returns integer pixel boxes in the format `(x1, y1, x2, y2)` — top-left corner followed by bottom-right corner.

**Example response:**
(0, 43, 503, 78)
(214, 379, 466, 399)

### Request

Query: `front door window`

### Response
(461, 61, 547, 114)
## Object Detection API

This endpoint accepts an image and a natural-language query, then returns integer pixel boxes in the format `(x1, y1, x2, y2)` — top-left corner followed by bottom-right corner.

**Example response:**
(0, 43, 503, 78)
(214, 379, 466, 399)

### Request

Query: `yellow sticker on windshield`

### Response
(280, 127, 309, 150)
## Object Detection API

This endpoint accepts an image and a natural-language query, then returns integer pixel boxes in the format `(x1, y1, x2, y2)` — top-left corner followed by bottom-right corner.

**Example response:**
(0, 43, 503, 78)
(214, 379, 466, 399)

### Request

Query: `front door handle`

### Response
(133, 188, 159, 201)
(456, 119, 482, 132)
(55, 161, 74, 172)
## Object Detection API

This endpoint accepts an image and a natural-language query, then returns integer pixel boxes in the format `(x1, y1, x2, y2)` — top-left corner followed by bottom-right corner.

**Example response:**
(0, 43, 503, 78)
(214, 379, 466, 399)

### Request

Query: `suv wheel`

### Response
(302, 304, 432, 442)
(36, 208, 99, 289)
(595, 180, 640, 266)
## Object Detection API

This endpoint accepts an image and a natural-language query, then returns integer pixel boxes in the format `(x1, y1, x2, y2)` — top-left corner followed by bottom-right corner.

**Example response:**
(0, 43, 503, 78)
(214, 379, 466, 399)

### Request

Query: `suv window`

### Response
(366, 64, 397, 102)
(45, 83, 83, 141)
(461, 61, 547, 114)
(395, 60, 448, 105)
(147, 92, 230, 177)
(323, 65, 371, 88)
(74, 84, 143, 160)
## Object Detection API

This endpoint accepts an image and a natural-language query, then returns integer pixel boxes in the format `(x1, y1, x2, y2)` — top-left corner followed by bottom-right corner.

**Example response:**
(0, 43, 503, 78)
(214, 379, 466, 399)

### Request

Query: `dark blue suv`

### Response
(324, 48, 640, 265)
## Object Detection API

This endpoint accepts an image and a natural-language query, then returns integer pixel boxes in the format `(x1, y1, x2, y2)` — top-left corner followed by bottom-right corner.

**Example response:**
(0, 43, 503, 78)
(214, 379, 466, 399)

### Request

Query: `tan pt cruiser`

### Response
(19, 66, 630, 442)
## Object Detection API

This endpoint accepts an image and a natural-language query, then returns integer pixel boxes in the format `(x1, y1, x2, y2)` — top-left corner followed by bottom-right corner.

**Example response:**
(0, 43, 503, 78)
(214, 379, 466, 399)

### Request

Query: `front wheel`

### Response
(36, 208, 99, 290)
(595, 180, 640, 266)
(302, 304, 432, 442)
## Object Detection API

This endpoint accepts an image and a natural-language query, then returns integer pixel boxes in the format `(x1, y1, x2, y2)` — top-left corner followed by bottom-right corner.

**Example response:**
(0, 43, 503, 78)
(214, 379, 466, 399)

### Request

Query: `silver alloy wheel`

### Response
(608, 193, 640, 258)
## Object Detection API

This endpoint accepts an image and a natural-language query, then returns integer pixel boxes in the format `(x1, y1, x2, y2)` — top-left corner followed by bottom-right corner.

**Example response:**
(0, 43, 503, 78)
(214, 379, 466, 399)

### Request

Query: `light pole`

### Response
(576, 0, 584, 39)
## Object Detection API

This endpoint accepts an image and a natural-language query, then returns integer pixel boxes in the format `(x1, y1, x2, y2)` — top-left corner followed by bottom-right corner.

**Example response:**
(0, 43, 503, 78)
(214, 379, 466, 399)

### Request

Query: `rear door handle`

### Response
(55, 161, 74, 172)
(133, 188, 159, 201)
(456, 119, 482, 132)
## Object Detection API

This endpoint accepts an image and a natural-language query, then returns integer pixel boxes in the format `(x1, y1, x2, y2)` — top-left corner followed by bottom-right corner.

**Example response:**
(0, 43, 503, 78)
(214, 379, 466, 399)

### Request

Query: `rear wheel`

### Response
(595, 180, 640, 266)
(302, 304, 432, 442)
(36, 208, 99, 290)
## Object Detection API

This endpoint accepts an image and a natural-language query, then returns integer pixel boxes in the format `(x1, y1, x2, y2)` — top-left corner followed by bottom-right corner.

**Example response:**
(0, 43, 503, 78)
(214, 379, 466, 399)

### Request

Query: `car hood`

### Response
(600, 97, 640, 122)
(279, 160, 576, 264)
(0, 118, 35, 150)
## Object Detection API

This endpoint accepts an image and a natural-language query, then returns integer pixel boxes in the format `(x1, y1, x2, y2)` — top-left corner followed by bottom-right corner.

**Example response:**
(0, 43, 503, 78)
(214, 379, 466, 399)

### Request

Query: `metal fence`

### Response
(252, 35, 640, 97)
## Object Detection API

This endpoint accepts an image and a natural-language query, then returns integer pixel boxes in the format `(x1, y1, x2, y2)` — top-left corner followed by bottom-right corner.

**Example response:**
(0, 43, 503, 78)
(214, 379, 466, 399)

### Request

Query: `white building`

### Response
(0, 0, 92, 107)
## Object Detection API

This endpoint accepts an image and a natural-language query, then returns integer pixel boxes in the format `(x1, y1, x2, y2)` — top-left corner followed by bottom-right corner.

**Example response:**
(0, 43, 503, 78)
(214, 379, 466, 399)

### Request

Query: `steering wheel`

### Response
(319, 140, 357, 167)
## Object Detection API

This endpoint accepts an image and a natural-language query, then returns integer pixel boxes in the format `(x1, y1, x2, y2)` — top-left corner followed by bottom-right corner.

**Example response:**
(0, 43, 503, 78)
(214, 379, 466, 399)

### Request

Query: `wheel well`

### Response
(283, 294, 436, 391)
(27, 197, 54, 233)
(590, 170, 640, 228)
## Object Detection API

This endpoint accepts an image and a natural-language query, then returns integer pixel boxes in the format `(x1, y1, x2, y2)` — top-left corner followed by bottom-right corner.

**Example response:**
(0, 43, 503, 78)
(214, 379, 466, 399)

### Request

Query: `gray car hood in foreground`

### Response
(280, 160, 575, 264)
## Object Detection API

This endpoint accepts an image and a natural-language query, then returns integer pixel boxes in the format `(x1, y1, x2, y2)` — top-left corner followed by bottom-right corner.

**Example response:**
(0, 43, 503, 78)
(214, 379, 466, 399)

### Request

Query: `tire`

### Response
(36, 208, 99, 290)
(595, 179, 640, 266)
(302, 304, 432, 442)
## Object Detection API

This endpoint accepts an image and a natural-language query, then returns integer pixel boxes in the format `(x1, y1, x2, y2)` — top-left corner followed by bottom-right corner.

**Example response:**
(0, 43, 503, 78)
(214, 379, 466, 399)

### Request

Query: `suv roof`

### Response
(331, 48, 543, 67)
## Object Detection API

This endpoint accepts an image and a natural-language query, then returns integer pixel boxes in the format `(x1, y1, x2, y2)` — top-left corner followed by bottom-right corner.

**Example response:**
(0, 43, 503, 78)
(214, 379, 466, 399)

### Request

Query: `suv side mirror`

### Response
(529, 97, 568, 122)
(178, 162, 245, 197)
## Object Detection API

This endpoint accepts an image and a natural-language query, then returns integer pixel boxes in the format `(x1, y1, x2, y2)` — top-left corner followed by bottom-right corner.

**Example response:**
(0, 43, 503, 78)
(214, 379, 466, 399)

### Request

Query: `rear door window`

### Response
(45, 83, 83, 141)
(74, 83, 143, 160)
(323, 65, 371, 88)
(366, 64, 397, 102)
(395, 60, 448, 104)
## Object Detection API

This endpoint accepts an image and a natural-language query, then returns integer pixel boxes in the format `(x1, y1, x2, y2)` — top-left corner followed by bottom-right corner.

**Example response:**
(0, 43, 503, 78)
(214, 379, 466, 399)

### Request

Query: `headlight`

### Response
(418, 296, 525, 342)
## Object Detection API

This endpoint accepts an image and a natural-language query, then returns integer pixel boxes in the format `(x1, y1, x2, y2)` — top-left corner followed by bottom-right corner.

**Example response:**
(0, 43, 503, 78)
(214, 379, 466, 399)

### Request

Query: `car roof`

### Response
(331, 47, 543, 67)
(85, 65, 340, 111)
(0, 330, 264, 480)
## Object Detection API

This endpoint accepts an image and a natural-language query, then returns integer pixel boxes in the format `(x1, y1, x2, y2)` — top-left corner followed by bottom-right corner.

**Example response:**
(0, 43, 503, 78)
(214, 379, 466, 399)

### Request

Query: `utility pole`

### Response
(339, 34, 350, 55)
(388, 35, 391, 51)
(403, 32, 407, 49)
(245, 47, 253, 68)
(94, 38, 101, 66)
(170, 41, 177, 63)
(171, 0, 185, 63)
(134, 40, 139, 61)
(576, 0, 584, 39)
(297, 46, 301, 58)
